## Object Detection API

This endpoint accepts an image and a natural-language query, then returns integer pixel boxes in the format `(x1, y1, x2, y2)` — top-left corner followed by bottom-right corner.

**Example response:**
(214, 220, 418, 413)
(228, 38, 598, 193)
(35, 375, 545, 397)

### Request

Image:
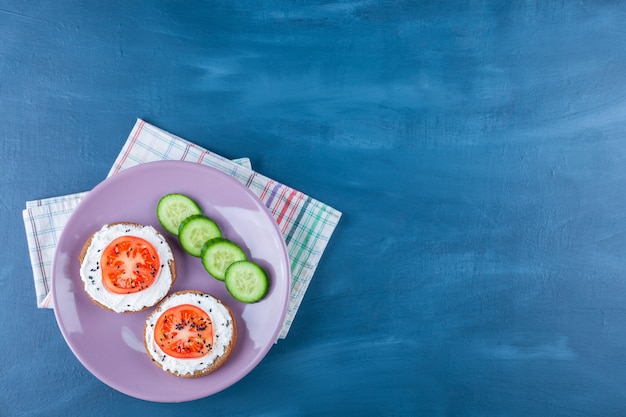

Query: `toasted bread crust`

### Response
(78, 222, 176, 313)
(144, 290, 237, 378)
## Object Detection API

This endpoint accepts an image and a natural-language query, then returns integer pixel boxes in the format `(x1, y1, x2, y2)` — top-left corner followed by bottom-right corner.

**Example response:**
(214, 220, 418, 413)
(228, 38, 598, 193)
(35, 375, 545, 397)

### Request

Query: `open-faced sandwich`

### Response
(78, 222, 176, 313)
(143, 290, 237, 378)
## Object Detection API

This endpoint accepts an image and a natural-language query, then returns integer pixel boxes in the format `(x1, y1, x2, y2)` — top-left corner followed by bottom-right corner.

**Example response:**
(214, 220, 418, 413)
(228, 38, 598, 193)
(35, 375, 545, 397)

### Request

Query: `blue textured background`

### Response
(4, 1, 626, 415)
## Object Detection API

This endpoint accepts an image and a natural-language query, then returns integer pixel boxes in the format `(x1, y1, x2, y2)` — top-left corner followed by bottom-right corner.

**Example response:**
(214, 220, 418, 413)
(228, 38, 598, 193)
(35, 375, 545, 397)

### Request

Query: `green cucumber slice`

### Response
(201, 238, 247, 281)
(157, 193, 202, 236)
(224, 260, 269, 303)
(178, 214, 222, 257)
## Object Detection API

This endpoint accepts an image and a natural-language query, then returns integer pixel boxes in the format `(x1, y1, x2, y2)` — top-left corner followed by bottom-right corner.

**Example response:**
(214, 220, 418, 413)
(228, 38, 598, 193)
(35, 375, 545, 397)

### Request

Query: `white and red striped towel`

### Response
(23, 119, 341, 339)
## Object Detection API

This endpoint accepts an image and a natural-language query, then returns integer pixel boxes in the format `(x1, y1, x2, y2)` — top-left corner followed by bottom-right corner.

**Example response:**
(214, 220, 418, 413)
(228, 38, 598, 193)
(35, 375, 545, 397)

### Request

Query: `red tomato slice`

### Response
(154, 304, 214, 359)
(100, 235, 160, 294)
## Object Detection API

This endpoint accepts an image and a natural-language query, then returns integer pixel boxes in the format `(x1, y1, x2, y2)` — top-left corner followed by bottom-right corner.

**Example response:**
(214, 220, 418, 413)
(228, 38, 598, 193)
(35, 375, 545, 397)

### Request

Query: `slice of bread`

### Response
(144, 290, 237, 378)
(78, 222, 176, 313)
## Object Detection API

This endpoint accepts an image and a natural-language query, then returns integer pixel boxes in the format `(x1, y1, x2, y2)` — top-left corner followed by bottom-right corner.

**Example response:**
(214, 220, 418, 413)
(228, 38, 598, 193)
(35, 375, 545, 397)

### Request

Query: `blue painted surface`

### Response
(3, 1, 626, 415)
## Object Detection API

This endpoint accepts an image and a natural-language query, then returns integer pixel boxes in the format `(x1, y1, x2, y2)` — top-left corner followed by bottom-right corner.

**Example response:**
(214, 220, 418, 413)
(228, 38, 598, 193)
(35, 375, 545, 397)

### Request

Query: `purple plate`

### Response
(52, 161, 290, 402)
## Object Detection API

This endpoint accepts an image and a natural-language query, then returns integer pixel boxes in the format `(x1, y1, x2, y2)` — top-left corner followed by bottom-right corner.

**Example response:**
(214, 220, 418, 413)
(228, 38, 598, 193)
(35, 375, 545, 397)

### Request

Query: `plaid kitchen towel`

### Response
(23, 119, 342, 339)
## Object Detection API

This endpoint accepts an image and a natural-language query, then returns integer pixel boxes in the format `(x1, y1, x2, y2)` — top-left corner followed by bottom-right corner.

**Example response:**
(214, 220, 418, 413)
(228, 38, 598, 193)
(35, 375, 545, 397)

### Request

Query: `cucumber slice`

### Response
(178, 214, 222, 257)
(224, 260, 269, 303)
(201, 238, 247, 281)
(157, 193, 202, 236)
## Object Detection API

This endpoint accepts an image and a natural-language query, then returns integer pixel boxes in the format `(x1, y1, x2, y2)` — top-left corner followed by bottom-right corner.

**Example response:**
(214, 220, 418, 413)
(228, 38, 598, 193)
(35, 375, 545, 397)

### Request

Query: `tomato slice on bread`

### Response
(154, 304, 214, 359)
(100, 235, 160, 294)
